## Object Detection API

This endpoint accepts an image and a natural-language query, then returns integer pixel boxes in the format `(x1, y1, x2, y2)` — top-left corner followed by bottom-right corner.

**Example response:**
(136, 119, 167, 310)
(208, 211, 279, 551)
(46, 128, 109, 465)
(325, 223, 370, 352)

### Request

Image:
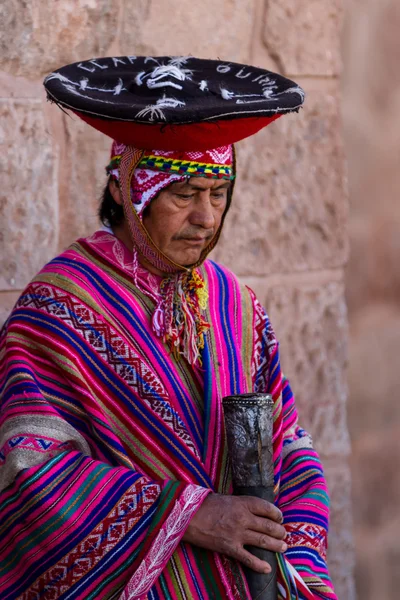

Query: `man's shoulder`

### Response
(202, 260, 271, 318)
(32, 237, 91, 279)
(202, 258, 238, 281)
(202, 259, 252, 299)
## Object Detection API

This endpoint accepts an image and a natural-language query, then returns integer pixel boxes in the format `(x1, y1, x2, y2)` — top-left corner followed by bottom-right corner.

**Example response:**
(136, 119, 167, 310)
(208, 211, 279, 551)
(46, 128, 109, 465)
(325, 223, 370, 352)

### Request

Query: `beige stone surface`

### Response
(0, 71, 42, 99)
(324, 459, 356, 600)
(50, 109, 112, 252)
(347, 304, 400, 600)
(213, 82, 348, 276)
(352, 429, 400, 600)
(259, 0, 343, 76)
(120, 0, 254, 63)
(242, 275, 350, 458)
(346, 213, 400, 314)
(0, 100, 58, 291)
(0, 0, 118, 79)
(343, 0, 400, 314)
(343, 1, 400, 598)
(0, 291, 22, 326)
(348, 304, 400, 433)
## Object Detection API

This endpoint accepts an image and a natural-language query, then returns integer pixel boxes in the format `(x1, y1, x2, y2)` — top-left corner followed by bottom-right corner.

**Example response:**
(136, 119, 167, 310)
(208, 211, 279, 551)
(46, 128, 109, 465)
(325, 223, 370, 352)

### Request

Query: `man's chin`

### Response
(172, 250, 204, 267)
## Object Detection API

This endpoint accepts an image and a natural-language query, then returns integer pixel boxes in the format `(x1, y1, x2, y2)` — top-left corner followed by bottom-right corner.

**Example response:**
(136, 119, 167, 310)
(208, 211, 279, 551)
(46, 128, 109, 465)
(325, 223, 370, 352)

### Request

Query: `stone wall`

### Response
(343, 2, 400, 598)
(0, 2, 354, 597)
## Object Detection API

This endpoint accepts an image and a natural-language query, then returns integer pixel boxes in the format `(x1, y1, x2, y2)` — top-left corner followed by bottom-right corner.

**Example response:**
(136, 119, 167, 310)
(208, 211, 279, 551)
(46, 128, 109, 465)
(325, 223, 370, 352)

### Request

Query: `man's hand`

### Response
(182, 493, 287, 574)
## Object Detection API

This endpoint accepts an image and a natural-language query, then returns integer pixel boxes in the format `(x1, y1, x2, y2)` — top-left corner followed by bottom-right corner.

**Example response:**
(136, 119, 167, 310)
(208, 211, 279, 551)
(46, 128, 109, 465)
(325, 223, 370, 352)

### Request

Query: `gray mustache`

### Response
(174, 229, 214, 240)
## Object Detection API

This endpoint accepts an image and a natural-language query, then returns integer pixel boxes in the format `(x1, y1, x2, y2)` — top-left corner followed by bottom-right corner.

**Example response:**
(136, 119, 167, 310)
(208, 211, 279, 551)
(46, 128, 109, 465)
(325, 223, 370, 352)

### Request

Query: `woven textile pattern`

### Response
(0, 231, 336, 599)
(106, 144, 234, 180)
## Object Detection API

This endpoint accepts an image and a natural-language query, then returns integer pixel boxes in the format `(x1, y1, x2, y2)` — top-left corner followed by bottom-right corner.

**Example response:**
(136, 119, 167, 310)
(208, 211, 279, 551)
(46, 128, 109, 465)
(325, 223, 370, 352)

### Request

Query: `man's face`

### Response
(142, 177, 230, 266)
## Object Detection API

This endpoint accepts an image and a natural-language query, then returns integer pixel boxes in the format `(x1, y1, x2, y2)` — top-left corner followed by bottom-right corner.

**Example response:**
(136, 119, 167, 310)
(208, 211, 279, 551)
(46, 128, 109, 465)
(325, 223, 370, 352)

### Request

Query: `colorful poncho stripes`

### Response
(0, 231, 336, 600)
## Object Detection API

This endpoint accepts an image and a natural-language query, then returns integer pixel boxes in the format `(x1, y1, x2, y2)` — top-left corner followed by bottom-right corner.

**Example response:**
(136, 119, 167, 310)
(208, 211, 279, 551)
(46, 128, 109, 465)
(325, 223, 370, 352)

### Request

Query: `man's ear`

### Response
(109, 179, 122, 206)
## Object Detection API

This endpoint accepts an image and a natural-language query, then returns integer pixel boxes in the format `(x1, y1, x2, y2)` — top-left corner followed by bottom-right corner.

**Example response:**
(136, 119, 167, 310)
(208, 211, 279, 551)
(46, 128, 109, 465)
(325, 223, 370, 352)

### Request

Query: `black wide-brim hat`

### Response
(44, 56, 305, 151)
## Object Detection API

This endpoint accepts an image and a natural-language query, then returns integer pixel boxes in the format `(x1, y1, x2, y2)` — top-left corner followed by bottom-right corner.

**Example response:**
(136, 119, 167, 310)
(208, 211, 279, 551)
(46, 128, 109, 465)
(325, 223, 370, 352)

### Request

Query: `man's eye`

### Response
(176, 194, 194, 200)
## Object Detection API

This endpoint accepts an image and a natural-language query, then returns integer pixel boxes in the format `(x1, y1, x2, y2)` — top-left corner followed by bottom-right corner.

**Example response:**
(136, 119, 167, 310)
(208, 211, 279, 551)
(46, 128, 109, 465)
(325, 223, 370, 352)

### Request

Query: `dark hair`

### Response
(99, 176, 124, 227)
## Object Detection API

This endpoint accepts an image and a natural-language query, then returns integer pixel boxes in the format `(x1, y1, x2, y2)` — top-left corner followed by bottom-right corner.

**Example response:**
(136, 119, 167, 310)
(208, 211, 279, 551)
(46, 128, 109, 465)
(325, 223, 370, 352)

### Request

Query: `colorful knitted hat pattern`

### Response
(106, 141, 234, 218)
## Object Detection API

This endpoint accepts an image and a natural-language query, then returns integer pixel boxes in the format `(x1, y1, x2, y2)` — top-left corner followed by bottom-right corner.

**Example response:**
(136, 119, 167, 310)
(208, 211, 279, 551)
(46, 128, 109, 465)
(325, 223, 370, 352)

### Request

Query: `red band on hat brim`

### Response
(74, 112, 282, 151)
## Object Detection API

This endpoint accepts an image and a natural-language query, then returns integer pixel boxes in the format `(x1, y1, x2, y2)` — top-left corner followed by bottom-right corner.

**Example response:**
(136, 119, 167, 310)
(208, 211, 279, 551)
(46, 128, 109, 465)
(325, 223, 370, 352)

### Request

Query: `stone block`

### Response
(121, 0, 254, 63)
(348, 303, 400, 434)
(0, 0, 118, 79)
(346, 209, 400, 314)
(0, 100, 58, 291)
(343, 6, 400, 596)
(324, 459, 356, 600)
(355, 524, 400, 600)
(241, 275, 350, 457)
(53, 109, 112, 252)
(212, 82, 348, 276)
(348, 303, 400, 600)
(259, 0, 344, 76)
(0, 291, 22, 327)
(0, 71, 42, 99)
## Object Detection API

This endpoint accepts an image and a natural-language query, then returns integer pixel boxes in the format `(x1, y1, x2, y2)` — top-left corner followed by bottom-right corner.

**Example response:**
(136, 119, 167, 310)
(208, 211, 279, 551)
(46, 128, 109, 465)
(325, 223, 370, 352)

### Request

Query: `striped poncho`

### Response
(0, 231, 336, 600)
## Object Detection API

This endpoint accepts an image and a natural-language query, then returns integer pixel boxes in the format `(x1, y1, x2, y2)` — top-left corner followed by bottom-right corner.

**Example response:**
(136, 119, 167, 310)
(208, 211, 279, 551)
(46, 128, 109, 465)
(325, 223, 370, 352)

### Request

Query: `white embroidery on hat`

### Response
(217, 64, 232, 74)
(144, 56, 160, 65)
(285, 86, 306, 102)
(45, 73, 126, 104)
(77, 63, 96, 73)
(236, 68, 252, 79)
(220, 77, 280, 104)
(112, 57, 127, 67)
(91, 59, 108, 70)
(135, 94, 186, 121)
(168, 56, 191, 67)
(135, 71, 146, 86)
(135, 57, 193, 91)
(46, 72, 127, 97)
(77, 60, 109, 72)
(235, 84, 304, 104)
(135, 105, 167, 121)
(45, 72, 70, 84)
(113, 78, 125, 95)
(254, 75, 272, 85)
(199, 80, 208, 92)
(220, 88, 235, 100)
(157, 95, 186, 108)
(63, 85, 115, 104)
(236, 96, 272, 104)
(148, 65, 193, 90)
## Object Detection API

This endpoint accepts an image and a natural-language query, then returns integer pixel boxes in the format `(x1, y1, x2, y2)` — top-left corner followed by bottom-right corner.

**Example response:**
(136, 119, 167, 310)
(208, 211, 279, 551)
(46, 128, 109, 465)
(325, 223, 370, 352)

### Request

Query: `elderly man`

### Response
(0, 57, 336, 599)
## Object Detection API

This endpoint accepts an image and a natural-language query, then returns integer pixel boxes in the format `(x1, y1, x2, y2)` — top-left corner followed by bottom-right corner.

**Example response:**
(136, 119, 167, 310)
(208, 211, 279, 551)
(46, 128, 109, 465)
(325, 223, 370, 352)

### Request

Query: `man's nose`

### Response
(189, 195, 216, 229)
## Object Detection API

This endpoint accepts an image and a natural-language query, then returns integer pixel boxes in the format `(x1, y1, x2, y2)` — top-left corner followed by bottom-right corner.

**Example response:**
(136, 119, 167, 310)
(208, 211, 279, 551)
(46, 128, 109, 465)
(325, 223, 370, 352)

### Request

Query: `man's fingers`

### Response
(245, 496, 283, 523)
(234, 546, 272, 574)
(251, 516, 286, 540)
(245, 530, 288, 553)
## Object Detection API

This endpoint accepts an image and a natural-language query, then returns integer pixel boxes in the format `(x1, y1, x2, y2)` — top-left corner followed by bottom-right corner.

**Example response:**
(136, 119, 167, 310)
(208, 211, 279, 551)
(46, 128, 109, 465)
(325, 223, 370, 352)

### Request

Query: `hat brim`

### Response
(44, 56, 305, 149)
